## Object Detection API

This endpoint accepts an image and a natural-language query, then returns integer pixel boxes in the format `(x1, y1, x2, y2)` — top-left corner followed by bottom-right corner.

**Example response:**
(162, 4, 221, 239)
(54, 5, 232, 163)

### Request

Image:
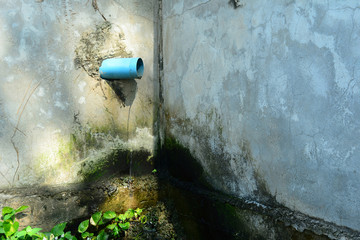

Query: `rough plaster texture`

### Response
(162, 0, 360, 233)
(0, 0, 157, 187)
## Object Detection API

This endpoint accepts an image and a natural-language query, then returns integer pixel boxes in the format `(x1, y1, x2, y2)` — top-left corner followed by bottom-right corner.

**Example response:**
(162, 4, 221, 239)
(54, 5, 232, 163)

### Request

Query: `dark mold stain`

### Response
(229, 0, 245, 9)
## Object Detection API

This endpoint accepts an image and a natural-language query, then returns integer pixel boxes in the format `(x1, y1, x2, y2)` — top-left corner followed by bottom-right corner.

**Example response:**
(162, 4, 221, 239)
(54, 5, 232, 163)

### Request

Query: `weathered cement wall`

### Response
(162, 0, 360, 235)
(0, 0, 157, 187)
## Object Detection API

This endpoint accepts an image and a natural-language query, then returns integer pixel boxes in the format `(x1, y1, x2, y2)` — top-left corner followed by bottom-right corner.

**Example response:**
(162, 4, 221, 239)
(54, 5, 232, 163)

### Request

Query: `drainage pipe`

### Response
(99, 58, 144, 80)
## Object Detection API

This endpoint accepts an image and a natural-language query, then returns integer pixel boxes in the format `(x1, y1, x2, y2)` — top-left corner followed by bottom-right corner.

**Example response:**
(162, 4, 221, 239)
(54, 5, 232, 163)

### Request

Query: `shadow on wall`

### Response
(106, 79, 137, 107)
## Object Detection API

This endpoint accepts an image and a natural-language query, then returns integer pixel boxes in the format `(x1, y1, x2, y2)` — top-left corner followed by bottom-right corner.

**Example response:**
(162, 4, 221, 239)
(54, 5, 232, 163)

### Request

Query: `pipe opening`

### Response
(136, 58, 144, 78)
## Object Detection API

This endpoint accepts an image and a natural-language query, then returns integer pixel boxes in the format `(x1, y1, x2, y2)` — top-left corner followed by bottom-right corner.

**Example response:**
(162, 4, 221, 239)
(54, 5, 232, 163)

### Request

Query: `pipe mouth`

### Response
(136, 58, 144, 78)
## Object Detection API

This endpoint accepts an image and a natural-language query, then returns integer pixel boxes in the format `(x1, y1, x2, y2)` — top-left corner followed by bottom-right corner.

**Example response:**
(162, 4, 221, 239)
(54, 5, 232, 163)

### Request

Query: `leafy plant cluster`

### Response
(78, 208, 146, 239)
(0, 206, 146, 240)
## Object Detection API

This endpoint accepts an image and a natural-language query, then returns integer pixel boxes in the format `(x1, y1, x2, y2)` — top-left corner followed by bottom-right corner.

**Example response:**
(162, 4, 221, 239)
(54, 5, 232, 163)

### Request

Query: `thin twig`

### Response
(99, 79, 107, 100)
(92, 0, 107, 21)
(14, 127, 26, 136)
(11, 81, 41, 184)
(11, 139, 19, 184)
(12, 81, 41, 138)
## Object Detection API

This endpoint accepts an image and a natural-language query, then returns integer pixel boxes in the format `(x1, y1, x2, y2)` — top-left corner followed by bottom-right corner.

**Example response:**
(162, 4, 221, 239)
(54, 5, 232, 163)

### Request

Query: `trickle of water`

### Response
(127, 105, 134, 197)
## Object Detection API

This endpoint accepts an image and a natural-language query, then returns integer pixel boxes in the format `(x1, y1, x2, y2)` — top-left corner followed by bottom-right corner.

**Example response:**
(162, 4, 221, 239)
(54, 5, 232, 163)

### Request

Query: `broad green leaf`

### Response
(140, 215, 147, 224)
(64, 231, 77, 240)
(78, 220, 89, 233)
(29, 228, 42, 235)
(124, 209, 134, 219)
(3, 213, 14, 221)
(12, 222, 19, 235)
(118, 214, 126, 221)
(35, 232, 48, 239)
(90, 212, 102, 226)
(135, 208, 142, 215)
(97, 217, 110, 226)
(96, 230, 108, 240)
(103, 211, 116, 220)
(81, 232, 93, 239)
(81, 232, 89, 238)
(2, 207, 13, 216)
(113, 225, 119, 236)
(135, 208, 143, 218)
(15, 206, 29, 213)
(106, 224, 116, 230)
(119, 222, 130, 231)
(51, 222, 67, 236)
(14, 230, 26, 237)
(3, 221, 12, 234)
(3, 221, 19, 237)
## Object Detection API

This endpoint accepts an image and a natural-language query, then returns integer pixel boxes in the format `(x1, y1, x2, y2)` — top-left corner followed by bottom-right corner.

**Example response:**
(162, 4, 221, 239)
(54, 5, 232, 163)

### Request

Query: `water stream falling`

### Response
(127, 104, 133, 197)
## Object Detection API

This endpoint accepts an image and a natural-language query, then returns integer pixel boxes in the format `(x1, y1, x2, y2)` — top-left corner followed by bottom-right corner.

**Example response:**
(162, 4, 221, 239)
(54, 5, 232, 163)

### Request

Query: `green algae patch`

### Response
(34, 126, 154, 185)
(78, 147, 153, 182)
(78, 144, 130, 182)
(34, 134, 82, 185)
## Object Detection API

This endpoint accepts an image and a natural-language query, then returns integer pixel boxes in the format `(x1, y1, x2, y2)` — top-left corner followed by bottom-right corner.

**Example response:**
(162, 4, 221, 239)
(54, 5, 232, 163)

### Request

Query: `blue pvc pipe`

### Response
(99, 58, 144, 80)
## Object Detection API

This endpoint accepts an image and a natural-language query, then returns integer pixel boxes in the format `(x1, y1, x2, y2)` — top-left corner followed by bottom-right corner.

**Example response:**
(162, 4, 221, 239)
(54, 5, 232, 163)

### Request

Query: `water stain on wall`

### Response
(74, 21, 132, 79)
(74, 21, 136, 106)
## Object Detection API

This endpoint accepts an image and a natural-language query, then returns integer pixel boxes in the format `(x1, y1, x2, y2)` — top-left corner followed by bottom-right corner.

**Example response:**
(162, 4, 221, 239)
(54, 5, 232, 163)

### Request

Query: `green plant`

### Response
(0, 206, 75, 240)
(48, 222, 76, 240)
(0, 206, 27, 239)
(0, 206, 146, 240)
(78, 208, 147, 239)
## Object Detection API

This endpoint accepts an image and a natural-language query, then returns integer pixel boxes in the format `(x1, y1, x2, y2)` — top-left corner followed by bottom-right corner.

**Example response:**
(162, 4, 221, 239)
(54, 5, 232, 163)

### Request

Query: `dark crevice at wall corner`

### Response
(228, 0, 245, 9)
(155, 0, 165, 152)
(157, 0, 164, 104)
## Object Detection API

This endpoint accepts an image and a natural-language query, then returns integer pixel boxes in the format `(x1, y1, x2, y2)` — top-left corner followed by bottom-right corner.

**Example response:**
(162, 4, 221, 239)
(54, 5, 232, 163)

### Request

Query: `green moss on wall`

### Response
(35, 123, 153, 185)
(78, 143, 152, 182)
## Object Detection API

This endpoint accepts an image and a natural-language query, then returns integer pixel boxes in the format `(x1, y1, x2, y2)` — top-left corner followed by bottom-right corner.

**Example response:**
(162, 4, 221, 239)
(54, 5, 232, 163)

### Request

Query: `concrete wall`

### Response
(162, 0, 360, 233)
(0, 0, 157, 187)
